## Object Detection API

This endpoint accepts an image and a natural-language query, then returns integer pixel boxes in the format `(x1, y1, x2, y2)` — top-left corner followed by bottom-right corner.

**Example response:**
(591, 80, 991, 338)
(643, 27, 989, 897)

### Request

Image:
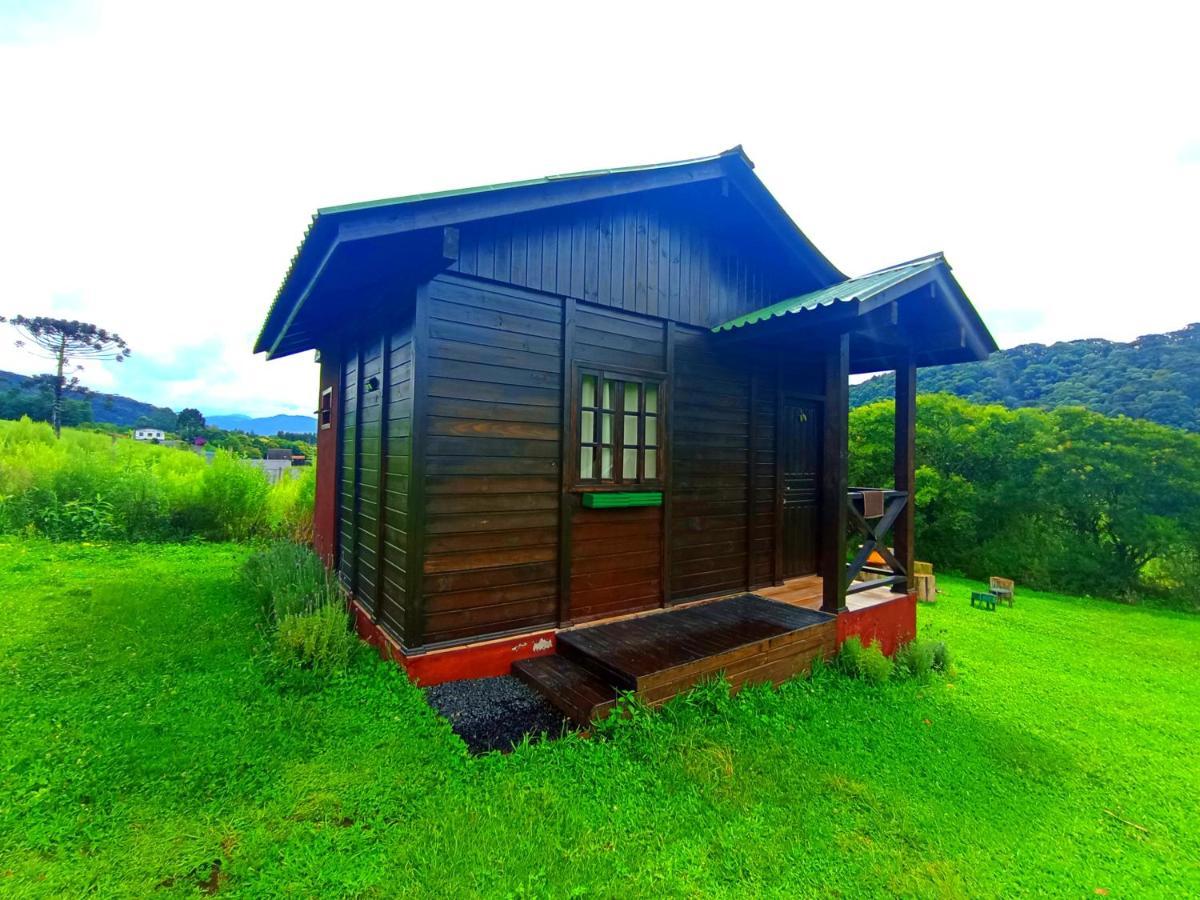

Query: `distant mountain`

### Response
(206, 413, 317, 435)
(850, 323, 1200, 431)
(0, 370, 176, 428)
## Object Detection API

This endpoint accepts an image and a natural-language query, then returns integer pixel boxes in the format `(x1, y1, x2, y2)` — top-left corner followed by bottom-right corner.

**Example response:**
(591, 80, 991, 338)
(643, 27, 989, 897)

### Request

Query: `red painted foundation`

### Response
(348, 591, 917, 686)
(348, 599, 556, 687)
(836, 592, 917, 657)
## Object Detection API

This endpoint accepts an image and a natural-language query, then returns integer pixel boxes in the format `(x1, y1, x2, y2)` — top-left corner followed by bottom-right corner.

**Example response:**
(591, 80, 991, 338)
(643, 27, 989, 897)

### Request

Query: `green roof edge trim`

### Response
(711, 254, 946, 333)
(317, 146, 753, 217)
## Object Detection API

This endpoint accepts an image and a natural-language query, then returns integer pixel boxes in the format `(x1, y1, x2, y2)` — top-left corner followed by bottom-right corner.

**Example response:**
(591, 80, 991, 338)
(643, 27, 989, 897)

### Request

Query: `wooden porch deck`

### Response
(756, 574, 906, 612)
(514, 592, 838, 723)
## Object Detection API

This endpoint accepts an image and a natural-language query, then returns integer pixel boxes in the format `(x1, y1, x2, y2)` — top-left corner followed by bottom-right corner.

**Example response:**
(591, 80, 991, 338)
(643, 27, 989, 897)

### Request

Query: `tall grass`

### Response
(0, 417, 313, 542)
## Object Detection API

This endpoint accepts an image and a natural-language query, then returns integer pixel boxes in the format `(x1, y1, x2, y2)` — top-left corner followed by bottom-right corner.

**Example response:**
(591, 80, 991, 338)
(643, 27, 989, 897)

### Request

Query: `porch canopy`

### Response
(710, 253, 996, 373)
(710, 252, 996, 612)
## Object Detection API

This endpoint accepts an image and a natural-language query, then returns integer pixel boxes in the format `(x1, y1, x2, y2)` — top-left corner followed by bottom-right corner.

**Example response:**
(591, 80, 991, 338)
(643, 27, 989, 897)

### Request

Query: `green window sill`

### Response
(581, 491, 663, 509)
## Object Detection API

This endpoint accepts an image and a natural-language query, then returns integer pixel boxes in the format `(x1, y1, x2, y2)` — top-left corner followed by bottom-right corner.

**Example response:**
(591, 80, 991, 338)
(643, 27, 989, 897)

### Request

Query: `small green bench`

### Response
(970, 591, 997, 611)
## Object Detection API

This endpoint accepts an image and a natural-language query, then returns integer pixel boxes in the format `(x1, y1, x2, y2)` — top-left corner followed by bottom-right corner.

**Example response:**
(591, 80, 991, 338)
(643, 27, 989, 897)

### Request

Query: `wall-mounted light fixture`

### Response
(364, 376, 380, 393)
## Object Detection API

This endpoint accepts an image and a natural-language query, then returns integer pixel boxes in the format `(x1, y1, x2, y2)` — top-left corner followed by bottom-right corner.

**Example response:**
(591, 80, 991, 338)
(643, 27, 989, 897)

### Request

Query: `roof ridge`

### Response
(858, 251, 945, 278)
(316, 148, 746, 218)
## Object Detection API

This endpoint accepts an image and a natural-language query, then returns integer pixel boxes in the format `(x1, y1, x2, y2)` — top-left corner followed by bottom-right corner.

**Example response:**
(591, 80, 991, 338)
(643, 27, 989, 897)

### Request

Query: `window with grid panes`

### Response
(577, 372, 661, 485)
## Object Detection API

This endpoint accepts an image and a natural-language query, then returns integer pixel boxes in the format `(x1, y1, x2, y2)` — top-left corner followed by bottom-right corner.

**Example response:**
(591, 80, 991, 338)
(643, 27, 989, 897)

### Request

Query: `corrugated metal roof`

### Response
(255, 147, 761, 355)
(317, 147, 752, 217)
(711, 254, 945, 333)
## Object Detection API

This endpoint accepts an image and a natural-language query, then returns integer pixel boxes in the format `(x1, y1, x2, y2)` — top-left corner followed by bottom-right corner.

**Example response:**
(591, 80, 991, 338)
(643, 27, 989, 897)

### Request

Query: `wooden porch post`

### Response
(893, 358, 916, 593)
(820, 333, 849, 614)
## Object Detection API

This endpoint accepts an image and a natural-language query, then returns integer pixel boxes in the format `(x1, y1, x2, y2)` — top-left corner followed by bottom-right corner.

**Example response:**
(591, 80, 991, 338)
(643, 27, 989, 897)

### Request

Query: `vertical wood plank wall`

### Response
(353, 340, 385, 615)
(418, 275, 563, 646)
(312, 353, 341, 565)
(336, 318, 413, 643)
(337, 351, 359, 592)
(380, 327, 413, 640)
(446, 190, 794, 331)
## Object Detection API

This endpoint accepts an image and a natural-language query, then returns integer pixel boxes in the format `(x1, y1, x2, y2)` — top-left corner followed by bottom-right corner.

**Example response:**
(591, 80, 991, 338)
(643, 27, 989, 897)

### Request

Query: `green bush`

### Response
(836, 636, 865, 676)
(836, 636, 894, 685)
(893, 640, 936, 682)
(276, 601, 355, 676)
(0, 417, 312, 543)
(930, 641, 952, 672)
(240, 540, 331, 623)
(241, 540, 354, 677)
(850, 394, 1200, 607)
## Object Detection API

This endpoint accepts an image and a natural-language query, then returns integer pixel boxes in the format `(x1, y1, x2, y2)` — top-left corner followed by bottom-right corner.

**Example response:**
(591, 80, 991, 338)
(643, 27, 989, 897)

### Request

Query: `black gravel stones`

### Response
(424, 675, 572, 754)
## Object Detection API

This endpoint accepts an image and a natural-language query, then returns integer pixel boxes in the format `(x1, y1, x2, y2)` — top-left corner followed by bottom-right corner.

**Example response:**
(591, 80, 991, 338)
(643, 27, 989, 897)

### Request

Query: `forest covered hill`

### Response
(0, 370, 176, 428)
(850, 323, 1200, 431)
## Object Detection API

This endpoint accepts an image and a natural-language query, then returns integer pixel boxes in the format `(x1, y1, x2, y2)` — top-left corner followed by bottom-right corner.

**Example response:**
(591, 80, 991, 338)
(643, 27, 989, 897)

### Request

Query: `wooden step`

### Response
(557, 593, 835, 693)
(512, 655, 620, 724)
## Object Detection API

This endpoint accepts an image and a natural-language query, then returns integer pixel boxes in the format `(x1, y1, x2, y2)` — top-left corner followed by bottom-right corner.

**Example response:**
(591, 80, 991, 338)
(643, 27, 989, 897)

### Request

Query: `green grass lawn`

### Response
(1, 539, 1198, 897)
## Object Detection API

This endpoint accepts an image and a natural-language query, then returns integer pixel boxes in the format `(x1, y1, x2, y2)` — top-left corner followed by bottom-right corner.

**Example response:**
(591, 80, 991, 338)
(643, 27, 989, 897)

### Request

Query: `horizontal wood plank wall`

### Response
(353, 339, 385, 615)
(419, 274, 562, 646)
(337, 350, 360, 592)
(670, 326, 757, 602)
(568, 302, 668, 623)
(447, 189, 791, 329)
(378, 325, 413, 641)
(569, 506, 663, 622)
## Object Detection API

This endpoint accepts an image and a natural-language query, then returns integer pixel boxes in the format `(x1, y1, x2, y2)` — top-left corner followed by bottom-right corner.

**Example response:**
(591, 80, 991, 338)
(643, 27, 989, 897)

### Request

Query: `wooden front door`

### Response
(781, 398, 821, 578)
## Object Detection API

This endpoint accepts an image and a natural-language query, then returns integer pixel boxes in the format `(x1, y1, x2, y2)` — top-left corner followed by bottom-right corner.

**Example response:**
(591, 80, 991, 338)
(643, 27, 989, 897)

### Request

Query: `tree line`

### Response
(851, 394, 1200, 608)
(852, 324, 1200, 432)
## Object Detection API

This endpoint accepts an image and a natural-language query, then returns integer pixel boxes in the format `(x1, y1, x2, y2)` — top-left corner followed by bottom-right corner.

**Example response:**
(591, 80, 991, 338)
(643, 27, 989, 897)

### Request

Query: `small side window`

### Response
(319, 387, 333, 430)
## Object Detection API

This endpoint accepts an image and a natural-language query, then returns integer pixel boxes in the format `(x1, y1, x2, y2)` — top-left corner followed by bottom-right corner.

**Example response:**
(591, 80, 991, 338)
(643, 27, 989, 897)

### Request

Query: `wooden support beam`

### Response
(404, 285, 431, 649)
(820, 332, 850, 614)
(893, 357, 916, 592)
(441, 226, 460, 262)
(373, 332, 390, 622)
(558, 298, 577, 626)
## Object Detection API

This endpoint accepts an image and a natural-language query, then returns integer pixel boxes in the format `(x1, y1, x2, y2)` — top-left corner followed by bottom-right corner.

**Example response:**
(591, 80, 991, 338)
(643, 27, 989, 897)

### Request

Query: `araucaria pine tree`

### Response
(1, 316, 131, 437)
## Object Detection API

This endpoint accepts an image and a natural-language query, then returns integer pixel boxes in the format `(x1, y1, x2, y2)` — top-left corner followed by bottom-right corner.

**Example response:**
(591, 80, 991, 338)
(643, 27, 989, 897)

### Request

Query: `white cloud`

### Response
(1, 0, 1197, 415)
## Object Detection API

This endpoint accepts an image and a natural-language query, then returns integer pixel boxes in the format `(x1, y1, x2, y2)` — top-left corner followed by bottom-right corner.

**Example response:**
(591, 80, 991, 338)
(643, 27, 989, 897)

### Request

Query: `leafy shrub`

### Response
(836, 636, 894, 684)
(930, 641, 952, 672)
(850, 394, 1200, 607)
(893, 640, 936, 682)
(240, 540, 330, 623)
(836, 636, 865, 676)
(242, 540, 355, 677)
(276, 601, 355, 676)
(266, 465, 316, 543)
(194, 451, 271, 541)
(0, 417, 312, 543)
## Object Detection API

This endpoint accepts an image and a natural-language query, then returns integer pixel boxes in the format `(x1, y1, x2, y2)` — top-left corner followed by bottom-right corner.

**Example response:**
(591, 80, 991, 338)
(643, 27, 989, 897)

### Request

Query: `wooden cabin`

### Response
(255, 147, 995, 717)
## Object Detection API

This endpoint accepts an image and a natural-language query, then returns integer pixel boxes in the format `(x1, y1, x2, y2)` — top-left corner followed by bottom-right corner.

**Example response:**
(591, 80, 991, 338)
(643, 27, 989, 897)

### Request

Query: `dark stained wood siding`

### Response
(670, 327, 753, 601)
(337, 350, 360, 592)
(326, 186, 842, 648)
(749, 365, 778, 589)
(353, 338, 385, 614)
(336, 318, 413, 642)
(569, 505, 663, 622)
(567, 302, 668, 623)
(379, 325, 413, 640)
(448, 187, 792, 330)
(419, 274, 562, 646)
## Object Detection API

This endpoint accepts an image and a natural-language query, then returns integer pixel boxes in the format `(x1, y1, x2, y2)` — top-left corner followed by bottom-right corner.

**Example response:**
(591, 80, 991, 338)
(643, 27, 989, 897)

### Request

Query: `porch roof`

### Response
(710, 252, 998, 370)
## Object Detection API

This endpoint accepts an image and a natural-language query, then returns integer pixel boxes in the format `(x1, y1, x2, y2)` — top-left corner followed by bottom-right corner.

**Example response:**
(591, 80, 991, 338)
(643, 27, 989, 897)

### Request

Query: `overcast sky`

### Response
(1, 1, 1197, 417)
